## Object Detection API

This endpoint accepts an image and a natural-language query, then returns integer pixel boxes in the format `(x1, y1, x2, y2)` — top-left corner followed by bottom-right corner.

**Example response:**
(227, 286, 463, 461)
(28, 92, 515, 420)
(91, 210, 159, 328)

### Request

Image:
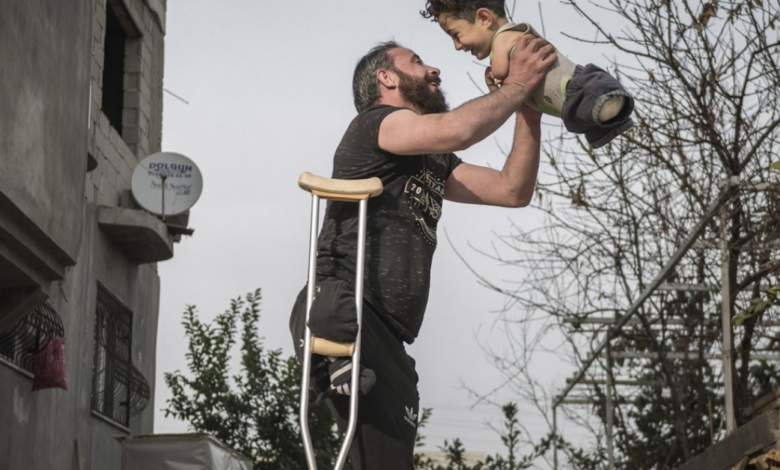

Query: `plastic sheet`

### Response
(118, 433, 252, 470)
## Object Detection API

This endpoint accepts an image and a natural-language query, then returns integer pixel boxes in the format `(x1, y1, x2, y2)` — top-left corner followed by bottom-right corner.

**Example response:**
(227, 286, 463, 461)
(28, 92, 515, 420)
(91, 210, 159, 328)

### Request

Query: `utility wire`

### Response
(163, 88, 190, 104)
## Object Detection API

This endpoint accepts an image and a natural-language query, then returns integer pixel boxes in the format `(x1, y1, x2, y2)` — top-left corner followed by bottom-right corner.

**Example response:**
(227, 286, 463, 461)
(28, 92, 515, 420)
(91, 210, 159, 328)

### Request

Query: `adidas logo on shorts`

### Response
(404, 406, 417, 427)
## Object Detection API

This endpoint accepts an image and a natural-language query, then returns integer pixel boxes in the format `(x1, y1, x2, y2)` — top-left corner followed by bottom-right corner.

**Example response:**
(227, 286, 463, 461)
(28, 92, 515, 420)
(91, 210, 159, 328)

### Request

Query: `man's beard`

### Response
(394, 68, 449, 114)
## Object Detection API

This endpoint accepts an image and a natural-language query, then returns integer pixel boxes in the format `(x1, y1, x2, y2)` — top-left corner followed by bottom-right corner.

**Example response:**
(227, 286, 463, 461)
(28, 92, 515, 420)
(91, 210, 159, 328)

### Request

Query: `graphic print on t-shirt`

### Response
(404, 168, 446, 245)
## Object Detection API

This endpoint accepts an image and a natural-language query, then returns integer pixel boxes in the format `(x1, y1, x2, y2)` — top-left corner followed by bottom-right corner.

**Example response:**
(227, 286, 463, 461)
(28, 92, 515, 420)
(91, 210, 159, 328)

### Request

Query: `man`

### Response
(291, 34, 555, 469)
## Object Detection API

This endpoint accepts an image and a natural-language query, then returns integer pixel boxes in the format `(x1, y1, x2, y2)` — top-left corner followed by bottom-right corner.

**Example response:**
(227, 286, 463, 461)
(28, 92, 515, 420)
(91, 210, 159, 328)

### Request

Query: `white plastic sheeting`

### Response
(118, 433, 253, 470)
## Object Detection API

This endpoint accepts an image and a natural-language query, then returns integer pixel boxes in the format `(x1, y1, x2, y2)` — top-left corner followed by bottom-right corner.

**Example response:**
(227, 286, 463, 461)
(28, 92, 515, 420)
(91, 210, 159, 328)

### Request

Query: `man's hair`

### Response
(420, 0, 507, 22)
(353, 41, 401, 112)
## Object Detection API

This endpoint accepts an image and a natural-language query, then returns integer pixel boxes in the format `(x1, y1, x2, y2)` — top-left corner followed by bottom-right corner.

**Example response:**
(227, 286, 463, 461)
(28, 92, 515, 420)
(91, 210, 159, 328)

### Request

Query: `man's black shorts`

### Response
(290, 284, 419, 470)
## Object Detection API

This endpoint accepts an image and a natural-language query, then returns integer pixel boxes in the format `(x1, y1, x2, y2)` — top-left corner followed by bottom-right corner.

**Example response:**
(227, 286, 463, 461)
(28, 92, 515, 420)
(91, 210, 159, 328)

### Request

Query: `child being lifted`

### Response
(421, 0, 634, 149)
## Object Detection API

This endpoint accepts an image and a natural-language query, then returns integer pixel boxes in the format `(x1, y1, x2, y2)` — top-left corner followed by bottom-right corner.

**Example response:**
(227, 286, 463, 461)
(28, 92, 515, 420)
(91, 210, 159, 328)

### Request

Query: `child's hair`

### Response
(420, 0, 507, 22)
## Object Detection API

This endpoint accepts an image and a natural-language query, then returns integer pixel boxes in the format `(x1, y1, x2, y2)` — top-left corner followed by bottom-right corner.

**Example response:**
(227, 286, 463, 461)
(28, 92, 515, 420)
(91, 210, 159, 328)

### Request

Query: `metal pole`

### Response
(553, 404, 558, 470)
(299, 195, 320, 470)
(333, 198, 368, 470)
(160, 173, 168, 222)
(720, 203, 736, 434)
(605, 344, 614, 470)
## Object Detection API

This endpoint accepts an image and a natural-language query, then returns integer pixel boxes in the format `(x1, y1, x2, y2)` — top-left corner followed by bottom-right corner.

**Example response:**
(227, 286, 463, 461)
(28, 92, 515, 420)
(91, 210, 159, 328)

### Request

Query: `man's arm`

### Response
(377, 35, 555, 156)
(443, 105, 541, 208)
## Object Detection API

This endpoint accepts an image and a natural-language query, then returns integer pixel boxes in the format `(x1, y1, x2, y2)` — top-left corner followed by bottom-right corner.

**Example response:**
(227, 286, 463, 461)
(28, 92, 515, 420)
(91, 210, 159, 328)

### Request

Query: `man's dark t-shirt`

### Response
(315, 105, 462, 343)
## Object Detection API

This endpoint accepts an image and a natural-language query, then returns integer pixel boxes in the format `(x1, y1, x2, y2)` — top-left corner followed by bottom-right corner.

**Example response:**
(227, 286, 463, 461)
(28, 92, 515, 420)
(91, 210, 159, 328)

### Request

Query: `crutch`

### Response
(297, 171, 383, 470)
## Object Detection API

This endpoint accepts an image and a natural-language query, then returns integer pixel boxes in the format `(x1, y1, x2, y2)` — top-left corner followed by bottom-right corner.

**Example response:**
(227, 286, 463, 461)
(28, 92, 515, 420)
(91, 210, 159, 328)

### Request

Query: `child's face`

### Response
(437, 12, 496, 60)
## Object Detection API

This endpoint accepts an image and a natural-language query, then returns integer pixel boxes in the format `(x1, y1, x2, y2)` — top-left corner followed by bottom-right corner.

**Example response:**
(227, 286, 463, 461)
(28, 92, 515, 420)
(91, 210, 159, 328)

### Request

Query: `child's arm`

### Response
(491, 29, 527, 81)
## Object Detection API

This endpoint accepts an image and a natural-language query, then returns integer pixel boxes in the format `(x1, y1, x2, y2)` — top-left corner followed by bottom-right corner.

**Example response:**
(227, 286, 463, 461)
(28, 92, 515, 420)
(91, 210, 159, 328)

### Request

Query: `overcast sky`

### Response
(153, 0, 614, 458)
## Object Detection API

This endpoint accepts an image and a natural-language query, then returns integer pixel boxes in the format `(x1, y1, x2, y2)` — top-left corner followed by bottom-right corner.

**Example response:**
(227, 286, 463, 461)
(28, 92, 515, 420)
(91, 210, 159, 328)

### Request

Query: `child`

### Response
(421, 0, 634, 149)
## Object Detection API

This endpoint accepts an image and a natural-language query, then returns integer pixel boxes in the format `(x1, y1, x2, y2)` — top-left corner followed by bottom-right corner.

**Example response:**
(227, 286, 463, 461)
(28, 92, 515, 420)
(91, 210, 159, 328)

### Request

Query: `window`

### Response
(0, 302, 64, 374)
(97, 0, 147, 156)
(101, 5, 127, 133)
(91, 284, 149, 426)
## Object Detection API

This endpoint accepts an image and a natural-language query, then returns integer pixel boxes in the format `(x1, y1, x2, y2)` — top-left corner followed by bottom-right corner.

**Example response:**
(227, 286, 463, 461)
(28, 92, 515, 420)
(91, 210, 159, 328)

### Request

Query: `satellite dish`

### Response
(131, 152, 203, 218)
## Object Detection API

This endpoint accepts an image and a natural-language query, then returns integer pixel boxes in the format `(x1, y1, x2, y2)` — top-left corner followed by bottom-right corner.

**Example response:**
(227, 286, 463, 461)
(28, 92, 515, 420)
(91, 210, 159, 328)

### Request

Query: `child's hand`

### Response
(484, 67, 503, 93)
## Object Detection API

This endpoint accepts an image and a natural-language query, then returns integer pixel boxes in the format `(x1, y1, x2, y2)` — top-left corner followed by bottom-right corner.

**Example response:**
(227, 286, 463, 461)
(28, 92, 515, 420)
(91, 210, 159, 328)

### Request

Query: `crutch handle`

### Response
(310, 336, 355, 357)
(298, 172, 383, 202)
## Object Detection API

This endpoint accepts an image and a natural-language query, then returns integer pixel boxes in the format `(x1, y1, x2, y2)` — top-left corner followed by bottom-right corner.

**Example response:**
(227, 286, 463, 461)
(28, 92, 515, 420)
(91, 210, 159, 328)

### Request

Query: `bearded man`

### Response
(290, 37, 555, 470)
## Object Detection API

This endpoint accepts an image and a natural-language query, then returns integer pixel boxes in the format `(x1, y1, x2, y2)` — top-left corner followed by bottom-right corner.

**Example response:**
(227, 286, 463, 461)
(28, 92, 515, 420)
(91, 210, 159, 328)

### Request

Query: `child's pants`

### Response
(562, 63, 635, 148)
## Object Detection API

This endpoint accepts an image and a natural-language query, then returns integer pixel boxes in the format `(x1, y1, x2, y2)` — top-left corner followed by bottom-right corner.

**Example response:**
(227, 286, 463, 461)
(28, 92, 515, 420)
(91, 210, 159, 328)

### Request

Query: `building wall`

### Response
(0, 207, 161, 470)
(0, 1, 91, 260)
(0, 0, 169, 469)
(0, 0, 93, 320)
(86, 0, 166, 207)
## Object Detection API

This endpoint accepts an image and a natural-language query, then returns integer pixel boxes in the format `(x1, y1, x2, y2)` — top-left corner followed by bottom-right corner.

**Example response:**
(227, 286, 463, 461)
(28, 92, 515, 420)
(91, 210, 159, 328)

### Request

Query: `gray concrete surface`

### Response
(0, 0, 170, 468)
(0, 207, 161, 470)
(0, 0, 92, 273)
(98, 206, 174, 262)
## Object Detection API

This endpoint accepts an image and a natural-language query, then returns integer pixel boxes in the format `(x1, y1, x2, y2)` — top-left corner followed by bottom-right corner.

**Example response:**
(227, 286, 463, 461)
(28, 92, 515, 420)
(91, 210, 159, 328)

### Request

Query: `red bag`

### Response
(32, 336, 68, 392)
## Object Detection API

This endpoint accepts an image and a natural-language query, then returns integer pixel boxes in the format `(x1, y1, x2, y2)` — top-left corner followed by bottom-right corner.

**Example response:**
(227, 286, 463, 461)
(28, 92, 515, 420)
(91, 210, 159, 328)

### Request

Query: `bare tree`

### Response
(468, 1, 780, 468)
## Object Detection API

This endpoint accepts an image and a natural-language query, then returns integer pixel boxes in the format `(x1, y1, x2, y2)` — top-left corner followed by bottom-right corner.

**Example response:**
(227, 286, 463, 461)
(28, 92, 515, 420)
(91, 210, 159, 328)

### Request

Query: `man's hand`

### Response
(516, 102, 543, 126)
(501, 35, 556, 100)
(484, 66, 501, 93)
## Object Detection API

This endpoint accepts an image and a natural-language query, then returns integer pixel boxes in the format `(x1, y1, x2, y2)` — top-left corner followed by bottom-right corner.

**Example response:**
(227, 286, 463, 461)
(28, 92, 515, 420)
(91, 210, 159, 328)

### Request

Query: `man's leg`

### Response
(290, 285, 419, 469)
(326, 304, 419, 470)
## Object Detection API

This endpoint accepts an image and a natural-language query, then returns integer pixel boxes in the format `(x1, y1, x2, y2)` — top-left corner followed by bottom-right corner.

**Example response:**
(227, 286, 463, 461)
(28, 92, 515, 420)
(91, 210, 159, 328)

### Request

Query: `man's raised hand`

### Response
(502, 35, 557, 99)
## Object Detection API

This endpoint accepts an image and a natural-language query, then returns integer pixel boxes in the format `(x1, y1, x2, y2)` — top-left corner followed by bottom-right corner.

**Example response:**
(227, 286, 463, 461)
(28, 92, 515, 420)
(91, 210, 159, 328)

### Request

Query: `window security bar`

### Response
(0, 302, 64, 374)
(91, 286, 150, 426)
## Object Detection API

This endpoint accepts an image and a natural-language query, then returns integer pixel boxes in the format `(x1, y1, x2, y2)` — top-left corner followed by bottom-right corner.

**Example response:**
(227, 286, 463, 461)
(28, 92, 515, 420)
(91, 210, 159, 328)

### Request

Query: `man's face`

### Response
(388, 48, 449, 114)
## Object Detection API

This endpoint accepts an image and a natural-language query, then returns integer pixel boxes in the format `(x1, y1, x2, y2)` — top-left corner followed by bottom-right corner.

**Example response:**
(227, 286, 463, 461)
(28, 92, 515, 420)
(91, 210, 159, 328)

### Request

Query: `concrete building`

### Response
(0, 1, 181, 468)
